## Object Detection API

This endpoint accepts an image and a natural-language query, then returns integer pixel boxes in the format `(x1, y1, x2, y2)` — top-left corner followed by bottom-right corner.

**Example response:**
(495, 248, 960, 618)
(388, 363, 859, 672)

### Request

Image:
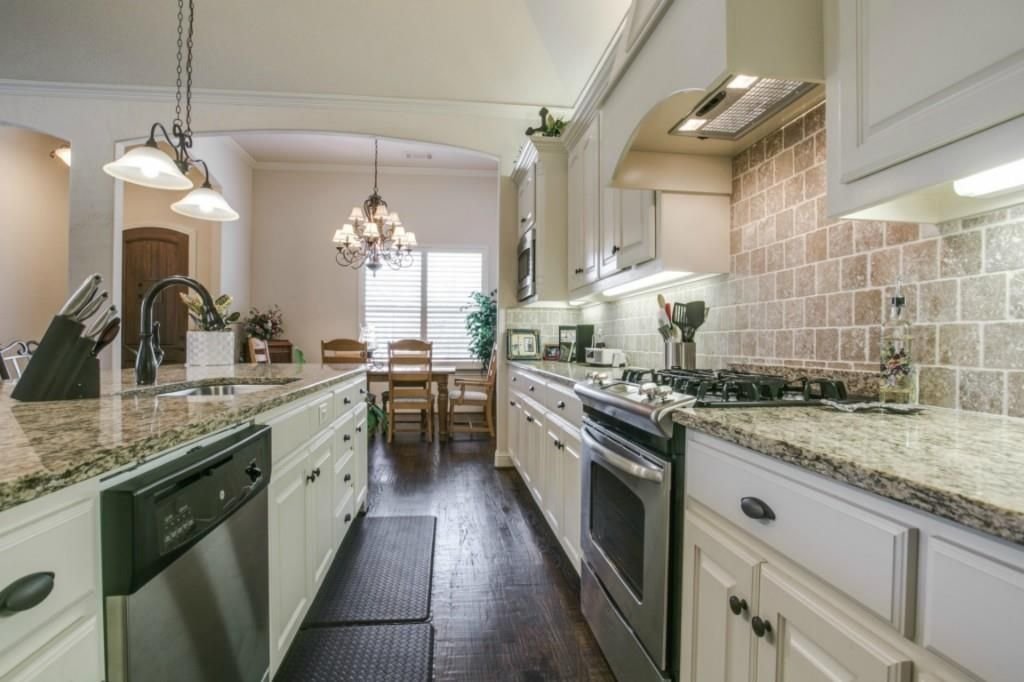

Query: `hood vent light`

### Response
(672, 76, 815, 140)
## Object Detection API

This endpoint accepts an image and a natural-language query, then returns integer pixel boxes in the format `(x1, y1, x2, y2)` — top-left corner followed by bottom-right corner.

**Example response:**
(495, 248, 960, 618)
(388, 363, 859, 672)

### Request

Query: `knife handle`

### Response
(58, 274, 102, 317)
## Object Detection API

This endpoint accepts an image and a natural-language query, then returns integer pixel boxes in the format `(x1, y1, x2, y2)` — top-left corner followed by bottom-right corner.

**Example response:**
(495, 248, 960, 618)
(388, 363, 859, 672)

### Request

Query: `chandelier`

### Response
(102, 0, 238, 222)
(333, 139, 416, 274)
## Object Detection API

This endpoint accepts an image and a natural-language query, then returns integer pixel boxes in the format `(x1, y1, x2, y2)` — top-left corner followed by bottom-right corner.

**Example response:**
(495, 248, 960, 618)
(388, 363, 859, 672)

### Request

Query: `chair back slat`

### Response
(248, 337, 272, 364)
(321, 338, 367, 364)
(388, 339, 432, 389)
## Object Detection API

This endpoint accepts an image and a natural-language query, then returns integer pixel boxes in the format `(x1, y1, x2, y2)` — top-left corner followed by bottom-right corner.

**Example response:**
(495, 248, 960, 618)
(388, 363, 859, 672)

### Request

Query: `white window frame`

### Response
(359, 244, 490, 367)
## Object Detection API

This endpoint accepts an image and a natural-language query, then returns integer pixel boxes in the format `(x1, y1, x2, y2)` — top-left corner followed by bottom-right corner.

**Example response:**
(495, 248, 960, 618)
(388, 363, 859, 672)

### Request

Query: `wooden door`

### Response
(754, 564, 913, 682)
(121, 227, 190, 367)
(680, 507, 761, 682)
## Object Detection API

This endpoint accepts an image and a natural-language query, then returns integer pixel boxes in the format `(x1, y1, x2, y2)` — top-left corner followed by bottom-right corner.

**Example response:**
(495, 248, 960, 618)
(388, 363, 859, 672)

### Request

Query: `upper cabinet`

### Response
(513, 137, 568, 305)
(517, 164, 536, 236)
(568, 118, 601, 290)
(825, 0, 1024, 222)
(601, 188, 657, 278)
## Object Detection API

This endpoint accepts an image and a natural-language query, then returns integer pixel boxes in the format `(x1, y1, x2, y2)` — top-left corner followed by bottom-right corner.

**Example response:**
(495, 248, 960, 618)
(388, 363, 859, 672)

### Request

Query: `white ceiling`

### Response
(229, 132, 499, 171)
(0, 0, 629, 108)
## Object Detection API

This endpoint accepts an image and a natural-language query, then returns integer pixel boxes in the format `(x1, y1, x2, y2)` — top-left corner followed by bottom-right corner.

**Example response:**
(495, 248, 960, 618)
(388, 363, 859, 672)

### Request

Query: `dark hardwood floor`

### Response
(367, 432, 615, 682)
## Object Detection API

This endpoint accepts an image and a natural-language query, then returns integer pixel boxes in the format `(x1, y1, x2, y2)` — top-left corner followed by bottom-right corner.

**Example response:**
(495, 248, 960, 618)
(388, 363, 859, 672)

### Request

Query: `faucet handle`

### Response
(152, 321, 165, 366)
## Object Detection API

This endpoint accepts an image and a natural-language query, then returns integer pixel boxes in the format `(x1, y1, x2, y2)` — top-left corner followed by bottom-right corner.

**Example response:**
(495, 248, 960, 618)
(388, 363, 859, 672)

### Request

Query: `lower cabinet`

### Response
(558, 425, 582, 572)
(307, 432, 336, 594)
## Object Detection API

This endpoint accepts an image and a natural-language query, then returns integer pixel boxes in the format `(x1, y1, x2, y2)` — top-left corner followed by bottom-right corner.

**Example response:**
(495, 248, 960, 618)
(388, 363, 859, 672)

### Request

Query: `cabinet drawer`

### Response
(3, 615, 101, 682)
(512, 370, 548, 406)
(333, 377, 365, 417)
(261, 401, 311, 463)
(546, 381, 582, 427)
(686, 432, 917, 634)
(332, 448, 356, 548)
(0, 492, 98, 674)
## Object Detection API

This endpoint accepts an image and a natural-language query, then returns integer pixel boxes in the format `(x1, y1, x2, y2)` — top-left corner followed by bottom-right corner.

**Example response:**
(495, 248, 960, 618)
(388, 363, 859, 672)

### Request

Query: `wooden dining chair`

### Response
(448, 347, 497, 438)
(248, 337, 272, 364)
(321, 338, 368, 364)
(387, 339, 434, 443)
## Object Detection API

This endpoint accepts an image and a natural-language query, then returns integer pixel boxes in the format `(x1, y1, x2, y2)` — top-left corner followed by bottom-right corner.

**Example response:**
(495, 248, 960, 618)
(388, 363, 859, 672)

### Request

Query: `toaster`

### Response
(585, 347, 627, 367)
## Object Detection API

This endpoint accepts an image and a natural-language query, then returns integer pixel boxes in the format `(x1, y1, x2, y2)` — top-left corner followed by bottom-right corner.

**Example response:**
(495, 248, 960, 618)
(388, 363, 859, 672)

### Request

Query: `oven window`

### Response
(590, 461, 645, 598)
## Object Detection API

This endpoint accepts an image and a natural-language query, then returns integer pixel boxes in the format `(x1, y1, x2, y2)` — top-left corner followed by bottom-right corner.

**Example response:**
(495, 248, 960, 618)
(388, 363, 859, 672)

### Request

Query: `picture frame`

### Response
(543, 344, 561, 361)
(506, 328, 541, 360)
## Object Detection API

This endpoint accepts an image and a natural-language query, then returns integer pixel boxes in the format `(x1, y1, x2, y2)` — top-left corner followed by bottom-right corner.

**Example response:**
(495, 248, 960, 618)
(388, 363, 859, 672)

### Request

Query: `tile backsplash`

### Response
(508, 101, 1024, 417)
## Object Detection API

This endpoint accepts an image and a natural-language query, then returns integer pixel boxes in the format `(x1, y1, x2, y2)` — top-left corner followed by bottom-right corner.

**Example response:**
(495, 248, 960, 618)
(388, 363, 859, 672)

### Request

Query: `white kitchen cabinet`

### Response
(568, 117, 600, 290)
(825, 0, 1024, 221)
(3, 616, 102, 682)
(517, 163, 535, 236)
(527, 404, 546, 507)
(352, 403, 368, 512)
(558, 424, 582, 573)
(268, 447, 311, 670)
(542, 425, 563, 537)
(307, 432, 335, 594)
(507, 394, 523, 471)
(599, 187, 656, 279)
(754, 564, 914, 682)
(680, 507, 761, 682)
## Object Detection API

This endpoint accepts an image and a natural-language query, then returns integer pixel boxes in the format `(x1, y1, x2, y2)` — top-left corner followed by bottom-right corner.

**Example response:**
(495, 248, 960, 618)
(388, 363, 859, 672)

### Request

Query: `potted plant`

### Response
(464, 289, 497, 371)
(244, 305, 284, 341)
(180, 292, 240, 366)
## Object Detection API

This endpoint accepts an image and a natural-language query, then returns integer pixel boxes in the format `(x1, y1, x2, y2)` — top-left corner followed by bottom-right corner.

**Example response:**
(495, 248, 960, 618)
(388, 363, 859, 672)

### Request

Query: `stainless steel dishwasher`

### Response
(101, 424, 272, 682)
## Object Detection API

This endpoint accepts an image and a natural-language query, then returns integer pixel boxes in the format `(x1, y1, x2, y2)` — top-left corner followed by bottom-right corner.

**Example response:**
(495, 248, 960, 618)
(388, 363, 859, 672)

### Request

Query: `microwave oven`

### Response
(517, 227, 535, 301)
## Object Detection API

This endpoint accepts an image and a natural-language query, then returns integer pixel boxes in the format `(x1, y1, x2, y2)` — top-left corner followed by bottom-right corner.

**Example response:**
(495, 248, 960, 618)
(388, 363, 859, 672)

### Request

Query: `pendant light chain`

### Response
(173, 0, 184, 130)
(185, 0, 194, 136)
(373, 138, 379, 192)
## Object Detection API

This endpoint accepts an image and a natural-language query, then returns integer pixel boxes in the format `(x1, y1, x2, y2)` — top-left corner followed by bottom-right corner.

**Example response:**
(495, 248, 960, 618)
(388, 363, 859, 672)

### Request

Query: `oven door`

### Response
(516, 228, 535, 301)
(581, 420, 671, 668)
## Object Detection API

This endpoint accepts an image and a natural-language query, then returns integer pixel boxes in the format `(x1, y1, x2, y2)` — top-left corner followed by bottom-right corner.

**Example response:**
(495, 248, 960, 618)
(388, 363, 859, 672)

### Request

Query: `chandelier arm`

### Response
(191, 158, 213, 188)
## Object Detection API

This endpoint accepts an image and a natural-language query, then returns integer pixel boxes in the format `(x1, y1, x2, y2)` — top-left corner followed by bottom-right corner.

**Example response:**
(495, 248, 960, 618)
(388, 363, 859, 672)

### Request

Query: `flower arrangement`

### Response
(525, 107, 568, 138)
(244, 305, 284, 341)
(179, 292, 240, 330)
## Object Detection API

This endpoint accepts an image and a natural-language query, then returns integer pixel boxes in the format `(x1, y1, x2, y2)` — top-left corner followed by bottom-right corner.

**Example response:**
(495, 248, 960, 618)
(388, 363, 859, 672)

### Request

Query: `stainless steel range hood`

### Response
(672, 75, 817, 140)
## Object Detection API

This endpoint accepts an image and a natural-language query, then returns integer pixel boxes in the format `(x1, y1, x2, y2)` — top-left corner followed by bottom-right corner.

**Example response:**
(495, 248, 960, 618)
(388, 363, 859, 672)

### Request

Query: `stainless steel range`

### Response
(574, 368, 861, 682)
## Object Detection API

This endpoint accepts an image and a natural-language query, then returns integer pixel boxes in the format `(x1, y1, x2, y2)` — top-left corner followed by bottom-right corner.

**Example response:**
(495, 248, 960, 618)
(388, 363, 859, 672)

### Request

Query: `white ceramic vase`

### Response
(186, 330, 235, 366)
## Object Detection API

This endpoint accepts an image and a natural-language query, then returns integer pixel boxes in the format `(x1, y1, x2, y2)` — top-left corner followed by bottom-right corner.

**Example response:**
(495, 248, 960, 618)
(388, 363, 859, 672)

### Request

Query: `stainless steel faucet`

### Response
(135, 276, 225, 385)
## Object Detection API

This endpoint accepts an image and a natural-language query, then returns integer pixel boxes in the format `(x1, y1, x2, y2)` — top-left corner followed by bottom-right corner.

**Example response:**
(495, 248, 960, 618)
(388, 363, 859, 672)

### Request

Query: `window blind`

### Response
(362, 252, 423, 350)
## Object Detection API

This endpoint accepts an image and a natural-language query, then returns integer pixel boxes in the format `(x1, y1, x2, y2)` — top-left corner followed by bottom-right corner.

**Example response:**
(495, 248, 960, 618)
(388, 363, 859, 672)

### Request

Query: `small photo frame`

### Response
(543, 344, 561, 361)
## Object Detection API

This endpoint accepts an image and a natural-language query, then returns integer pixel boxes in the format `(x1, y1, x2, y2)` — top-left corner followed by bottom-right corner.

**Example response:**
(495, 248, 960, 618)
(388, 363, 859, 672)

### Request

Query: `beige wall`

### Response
(0, 126, 69, 342)
(251, 169, 499, 358)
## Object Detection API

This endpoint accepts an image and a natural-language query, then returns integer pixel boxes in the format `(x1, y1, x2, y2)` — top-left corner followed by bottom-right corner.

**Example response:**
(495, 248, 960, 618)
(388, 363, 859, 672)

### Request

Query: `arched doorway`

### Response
(121, 227, 190, 367)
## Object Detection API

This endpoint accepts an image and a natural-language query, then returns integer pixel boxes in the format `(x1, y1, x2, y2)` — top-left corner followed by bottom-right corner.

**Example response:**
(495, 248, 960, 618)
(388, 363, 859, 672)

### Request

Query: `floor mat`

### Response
(275, 623, 433, 682)
(305, 515, 436, 624)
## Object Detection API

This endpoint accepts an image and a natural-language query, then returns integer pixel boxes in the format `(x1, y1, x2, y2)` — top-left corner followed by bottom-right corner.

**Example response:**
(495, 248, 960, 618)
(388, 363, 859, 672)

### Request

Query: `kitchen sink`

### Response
(157, 383, 280, 398)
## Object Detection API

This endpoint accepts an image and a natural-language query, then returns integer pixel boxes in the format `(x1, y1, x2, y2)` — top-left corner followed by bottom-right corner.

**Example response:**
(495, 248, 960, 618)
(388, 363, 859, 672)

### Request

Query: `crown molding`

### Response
(218, 136, 257, 168)
(253, 161, 497, 178)
(0, 79, 555, 120)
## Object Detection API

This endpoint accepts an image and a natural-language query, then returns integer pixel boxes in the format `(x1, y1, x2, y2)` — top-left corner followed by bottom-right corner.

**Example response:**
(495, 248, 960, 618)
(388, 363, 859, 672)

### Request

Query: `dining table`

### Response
(364, 364, 458, 439)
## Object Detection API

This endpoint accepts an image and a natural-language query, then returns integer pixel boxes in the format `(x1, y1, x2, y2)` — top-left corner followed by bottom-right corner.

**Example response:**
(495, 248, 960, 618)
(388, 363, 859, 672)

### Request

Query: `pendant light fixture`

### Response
(333, 138, 416, 274)
(102, 0, 238, 222)
(50, 145, 72, 167)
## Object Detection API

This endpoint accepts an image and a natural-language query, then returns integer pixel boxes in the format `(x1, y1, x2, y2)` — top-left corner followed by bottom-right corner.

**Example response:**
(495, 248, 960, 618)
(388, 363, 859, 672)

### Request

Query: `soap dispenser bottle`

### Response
(879, 278, 918, 404)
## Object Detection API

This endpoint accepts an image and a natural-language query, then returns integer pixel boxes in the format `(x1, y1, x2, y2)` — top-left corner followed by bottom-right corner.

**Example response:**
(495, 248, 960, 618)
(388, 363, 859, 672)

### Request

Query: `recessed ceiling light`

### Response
(953, 158, 1024, 198)
(726, 74, 759, 90)
(677, 118, 706, 132)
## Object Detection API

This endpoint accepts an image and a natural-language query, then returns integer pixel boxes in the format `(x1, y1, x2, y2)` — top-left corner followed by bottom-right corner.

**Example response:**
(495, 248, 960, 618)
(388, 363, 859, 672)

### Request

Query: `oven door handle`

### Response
(583, 429, 664, 484)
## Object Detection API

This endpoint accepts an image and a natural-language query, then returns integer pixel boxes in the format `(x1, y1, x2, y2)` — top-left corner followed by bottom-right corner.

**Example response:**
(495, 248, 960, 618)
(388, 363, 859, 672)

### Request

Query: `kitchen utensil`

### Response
(683, 301, 708, 342)
(73, 291, 109, 324)
(58, 274, 102, 318)
(656, 308, 673, 341)
(84, 306, 118, 339)
(90, 318, 121, 356)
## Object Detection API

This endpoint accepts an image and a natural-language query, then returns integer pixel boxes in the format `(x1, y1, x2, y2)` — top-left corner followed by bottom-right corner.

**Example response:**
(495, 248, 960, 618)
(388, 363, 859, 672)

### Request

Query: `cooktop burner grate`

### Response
(618, 368, 855, 406)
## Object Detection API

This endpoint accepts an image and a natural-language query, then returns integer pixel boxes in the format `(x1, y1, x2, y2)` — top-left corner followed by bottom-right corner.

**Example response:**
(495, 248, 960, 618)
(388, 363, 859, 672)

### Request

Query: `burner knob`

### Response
(656, 385, 674, 401)
(640, 382, 659, 400)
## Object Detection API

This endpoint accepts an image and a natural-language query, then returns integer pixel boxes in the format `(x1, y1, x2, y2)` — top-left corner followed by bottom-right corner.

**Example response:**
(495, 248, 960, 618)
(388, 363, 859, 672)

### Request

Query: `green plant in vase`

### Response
(464, 289, 497, 372)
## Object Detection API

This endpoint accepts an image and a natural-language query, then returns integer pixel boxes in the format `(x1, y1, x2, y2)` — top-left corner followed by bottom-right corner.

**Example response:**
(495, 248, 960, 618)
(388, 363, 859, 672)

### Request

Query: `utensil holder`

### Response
(664, 341, 697, 370)
(10, 316, 101, 402)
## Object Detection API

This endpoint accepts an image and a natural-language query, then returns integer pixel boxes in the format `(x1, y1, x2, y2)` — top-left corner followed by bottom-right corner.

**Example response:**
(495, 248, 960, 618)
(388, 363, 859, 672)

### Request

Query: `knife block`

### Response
(10, 316, 101, 402)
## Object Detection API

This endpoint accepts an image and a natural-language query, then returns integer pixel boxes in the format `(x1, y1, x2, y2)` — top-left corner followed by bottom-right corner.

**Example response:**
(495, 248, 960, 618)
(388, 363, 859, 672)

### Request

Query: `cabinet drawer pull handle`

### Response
(529, 386, 535, 392)
(526, 415, 534, 423)
(728, 595, 748, 615)
(359, 388, 366, 394)
(344, 513, 352, 523)
(510, 400, 516, 406)
(0, 572, 55, 614)
(611, 244, 620, 254)
(556, 400, 566, 409)
(512, 376, 517, 382)
(751, 616, 772, 638)
(740, 496, 776, 521)
(356, 426, 362, 433)
(344, 473, 352, 482)
(344, 397, 352, 405)
(343, 434, 352, 442)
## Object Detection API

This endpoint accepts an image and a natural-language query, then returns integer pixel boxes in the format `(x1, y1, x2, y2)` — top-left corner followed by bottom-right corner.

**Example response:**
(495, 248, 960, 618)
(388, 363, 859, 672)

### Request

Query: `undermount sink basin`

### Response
(157, 383, 280, 398)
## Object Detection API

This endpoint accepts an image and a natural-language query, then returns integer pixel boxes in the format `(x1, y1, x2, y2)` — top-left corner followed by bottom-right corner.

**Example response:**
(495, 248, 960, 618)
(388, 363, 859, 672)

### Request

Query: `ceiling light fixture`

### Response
(50, 145, 71, 166)
(102, 0, 237, 222)
(953, 158, 1024, 198)
(333, 139, 416, 274)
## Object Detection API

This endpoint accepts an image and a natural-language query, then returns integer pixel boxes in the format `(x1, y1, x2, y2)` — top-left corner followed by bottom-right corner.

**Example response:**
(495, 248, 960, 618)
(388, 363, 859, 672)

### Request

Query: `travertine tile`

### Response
(784, 174, 804, 208)
(853, 221, 884, 252)
(918, 280, 958, 322)
(749, 192, 766, 221)
(940, 231, 983, 277)
(813, 130, 827, 165)
(815, 328, 839, 361)
(886, 222, 919, 246)
(774, 329, 794, 357)
(794, 264, 816, 296)
(902, 239, 939, 283)
(827, 292, 854, 326)
(765, 301, 784, 329)
(793, 137, 815, 172)
(958, 369, 1005, 414)
(756, 162, 773, 194)
(806, 228, 828, 262)
(764, 129, 784, 159)
(840, 327, 867, 361)
(854, 289, 882, 325)
(783, 118, 804, 148)
(1012, 272, 1024, 319)
(919, 366, 957, 408)
(793, 329, 815, 358)
(938, 324, 981, 367)
(805, 295, 828, 327)
(775, 269, 795, 299)
(828, 221, 854, 258)
(816, 259, 840, 294)
(1008, 372, 1024, 418)
(965, 209, 1008, 229)
(766, 242, 785, 272)
(785, 236, 805, 268)
(985, 222, 1024, 272)
(748, 138, 766, 165)
(773, 149, 794, 183)
(961, 274, 1007, 321)
(775, 209, 795, 240)
(804, 103, 825, 134)
(765, 182, 785, 215)
(795, 200, 817, 234)
(804, 164, 826, 198)
(912, 324, 938, 365)
(785, 299, 804, 328)
(870, 248, 900, 287)
(984, 322, 1024, 369)
(841, 254, 869, 290)
(750, 247, 766, 275)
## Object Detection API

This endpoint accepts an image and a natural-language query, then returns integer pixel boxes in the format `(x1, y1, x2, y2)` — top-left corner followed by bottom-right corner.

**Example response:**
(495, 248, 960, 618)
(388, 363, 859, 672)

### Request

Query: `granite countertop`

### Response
(673, 406, 1024, 546)
(508, 360, 623, 386)
(0, 363, 366, 513)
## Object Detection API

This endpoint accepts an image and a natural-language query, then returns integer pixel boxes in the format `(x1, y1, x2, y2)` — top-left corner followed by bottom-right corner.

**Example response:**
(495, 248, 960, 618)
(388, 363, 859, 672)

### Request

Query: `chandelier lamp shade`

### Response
(101, 0, 238, 222)
(333, 139, 417, 274)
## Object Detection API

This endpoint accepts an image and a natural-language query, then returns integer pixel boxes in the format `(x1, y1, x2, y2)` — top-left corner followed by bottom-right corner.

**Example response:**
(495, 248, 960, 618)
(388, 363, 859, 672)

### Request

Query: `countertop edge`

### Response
(0, 366, 366, 514)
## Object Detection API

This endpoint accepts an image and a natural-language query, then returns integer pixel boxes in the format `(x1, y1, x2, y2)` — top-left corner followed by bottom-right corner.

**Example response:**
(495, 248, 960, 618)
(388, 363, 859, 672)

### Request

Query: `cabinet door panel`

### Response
(835, 0, 1024, 182)
(529, 410, 545, 507)
(681, 508, 761, 682)
(543, 426, 562, 536)
(4, 615, 101, 682)
(755, 565, 913, 682)
(568, 143, 585, 291)
(269, 450, 309, 670)
(353, 403, 368, 511)
(307, 435, 335, 593)
(569, 118, 600, 289)
(560, 426, 582, 573)
(617, 189, 656, 269)
(517, 164, 536, 234)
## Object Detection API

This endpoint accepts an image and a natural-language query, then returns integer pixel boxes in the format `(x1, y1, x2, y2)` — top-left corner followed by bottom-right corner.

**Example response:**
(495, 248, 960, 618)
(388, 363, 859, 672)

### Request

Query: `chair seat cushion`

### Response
(452, 388, 488, 402)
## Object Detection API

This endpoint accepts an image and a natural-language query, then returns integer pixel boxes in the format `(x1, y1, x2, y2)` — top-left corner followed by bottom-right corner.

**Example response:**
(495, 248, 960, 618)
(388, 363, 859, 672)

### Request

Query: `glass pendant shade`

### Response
(171, 186, 240, 222)
(103, 144, 193, 190)
(50, 146, 72, 166)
